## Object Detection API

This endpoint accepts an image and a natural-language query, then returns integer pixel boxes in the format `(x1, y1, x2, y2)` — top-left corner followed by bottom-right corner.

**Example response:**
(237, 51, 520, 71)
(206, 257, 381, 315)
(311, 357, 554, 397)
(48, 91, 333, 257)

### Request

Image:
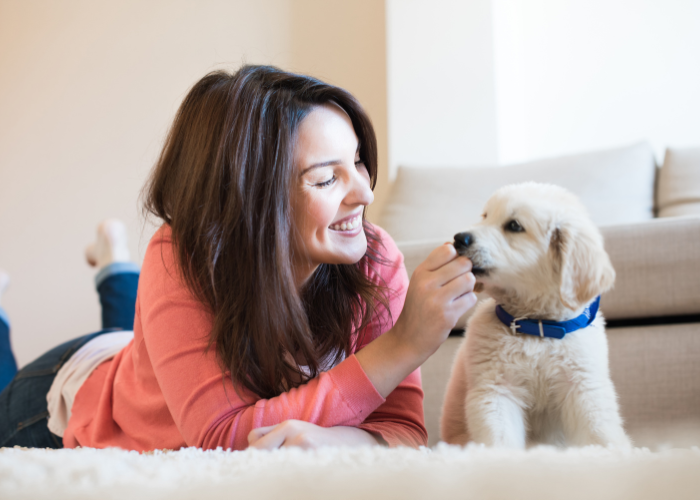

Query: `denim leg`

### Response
(0, 307, 17, 393)
(95, 262, 140, 330)
(0, 330, 116, 448)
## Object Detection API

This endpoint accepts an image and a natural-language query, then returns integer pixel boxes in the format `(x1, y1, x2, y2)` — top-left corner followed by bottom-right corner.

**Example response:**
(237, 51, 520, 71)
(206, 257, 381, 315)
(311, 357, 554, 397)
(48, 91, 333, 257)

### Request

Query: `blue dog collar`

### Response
(495, 296, 601, 339)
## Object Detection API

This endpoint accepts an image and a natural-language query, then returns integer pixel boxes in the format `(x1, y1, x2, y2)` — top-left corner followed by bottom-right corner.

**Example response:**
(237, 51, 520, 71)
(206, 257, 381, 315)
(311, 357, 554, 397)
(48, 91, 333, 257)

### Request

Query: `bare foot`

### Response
(85, 219, 131, 269)
(0, 270, 8, 306)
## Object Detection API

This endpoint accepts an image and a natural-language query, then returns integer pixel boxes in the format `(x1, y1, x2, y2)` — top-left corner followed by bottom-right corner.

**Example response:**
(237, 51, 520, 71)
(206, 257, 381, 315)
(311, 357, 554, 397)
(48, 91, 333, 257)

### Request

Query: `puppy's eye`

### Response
(505, 220, 524, 233)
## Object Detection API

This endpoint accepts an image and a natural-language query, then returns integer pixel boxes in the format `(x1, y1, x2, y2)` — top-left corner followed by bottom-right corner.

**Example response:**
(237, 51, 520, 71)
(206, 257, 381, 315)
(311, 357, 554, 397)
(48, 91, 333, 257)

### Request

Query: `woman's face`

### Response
(291, 104, 374, 286)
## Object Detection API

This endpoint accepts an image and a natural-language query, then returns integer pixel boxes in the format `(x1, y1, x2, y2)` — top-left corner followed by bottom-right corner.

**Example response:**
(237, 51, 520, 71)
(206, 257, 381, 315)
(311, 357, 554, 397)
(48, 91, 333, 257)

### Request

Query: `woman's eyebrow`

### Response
(300, 143, 361, 176)
(300, 160, 341, 176)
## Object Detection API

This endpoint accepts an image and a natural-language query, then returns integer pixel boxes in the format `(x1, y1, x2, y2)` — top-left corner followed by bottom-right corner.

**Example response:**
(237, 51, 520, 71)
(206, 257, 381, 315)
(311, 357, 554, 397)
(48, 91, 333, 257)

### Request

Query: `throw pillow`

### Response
(657, 147, 700, 217)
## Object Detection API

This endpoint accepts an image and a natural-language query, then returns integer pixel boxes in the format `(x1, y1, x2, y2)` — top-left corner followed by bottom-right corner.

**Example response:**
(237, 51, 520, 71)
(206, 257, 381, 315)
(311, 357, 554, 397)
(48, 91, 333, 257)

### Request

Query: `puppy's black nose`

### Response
(454, 232, 473, 250)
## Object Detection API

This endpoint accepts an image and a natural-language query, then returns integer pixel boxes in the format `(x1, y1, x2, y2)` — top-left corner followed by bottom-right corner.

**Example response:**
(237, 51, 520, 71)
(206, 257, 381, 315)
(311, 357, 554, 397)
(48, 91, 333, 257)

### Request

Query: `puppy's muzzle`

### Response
(454, 232, 488, 276)
(453, 232, 473, 253)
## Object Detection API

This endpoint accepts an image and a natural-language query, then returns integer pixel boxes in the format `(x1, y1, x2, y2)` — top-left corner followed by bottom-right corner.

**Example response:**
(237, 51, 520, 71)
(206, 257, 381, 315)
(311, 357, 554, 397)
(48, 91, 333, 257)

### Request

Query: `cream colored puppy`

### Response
(441, 182, 631, 448)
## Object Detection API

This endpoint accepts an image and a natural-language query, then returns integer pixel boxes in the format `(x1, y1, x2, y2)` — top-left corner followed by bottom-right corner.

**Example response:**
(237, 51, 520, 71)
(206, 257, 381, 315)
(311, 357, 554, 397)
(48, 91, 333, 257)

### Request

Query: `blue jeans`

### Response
(0, 262, 139, 448)
(0, 308, 17, 393)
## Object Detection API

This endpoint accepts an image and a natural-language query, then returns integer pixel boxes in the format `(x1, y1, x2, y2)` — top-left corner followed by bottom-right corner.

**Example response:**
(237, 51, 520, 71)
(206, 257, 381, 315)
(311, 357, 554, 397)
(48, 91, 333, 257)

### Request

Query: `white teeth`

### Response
(330, 215, 361, 231)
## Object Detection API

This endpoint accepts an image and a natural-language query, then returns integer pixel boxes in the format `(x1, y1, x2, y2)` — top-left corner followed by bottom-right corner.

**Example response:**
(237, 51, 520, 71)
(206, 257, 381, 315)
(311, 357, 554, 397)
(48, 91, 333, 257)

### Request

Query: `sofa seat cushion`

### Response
(379, 142, 656, 242)
(657, 147, 700, 217)
(601, 215, 700, 319)
(608, 322, 700, 434)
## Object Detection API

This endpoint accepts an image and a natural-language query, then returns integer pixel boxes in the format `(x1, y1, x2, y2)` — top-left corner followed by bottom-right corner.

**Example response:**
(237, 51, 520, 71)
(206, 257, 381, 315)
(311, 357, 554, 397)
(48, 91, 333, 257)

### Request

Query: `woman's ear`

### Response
(552, 223, 616, 310)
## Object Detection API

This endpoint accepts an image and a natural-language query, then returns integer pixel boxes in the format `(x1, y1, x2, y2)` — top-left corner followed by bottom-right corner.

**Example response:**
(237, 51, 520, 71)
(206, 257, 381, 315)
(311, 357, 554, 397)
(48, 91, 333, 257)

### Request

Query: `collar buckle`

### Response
(510, 316, 528, 335)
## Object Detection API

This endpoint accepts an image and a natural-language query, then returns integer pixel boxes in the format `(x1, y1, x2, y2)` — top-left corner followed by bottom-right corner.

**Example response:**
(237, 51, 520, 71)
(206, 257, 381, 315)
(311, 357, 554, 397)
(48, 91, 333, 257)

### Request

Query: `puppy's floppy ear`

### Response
(551, 223, 615, 310)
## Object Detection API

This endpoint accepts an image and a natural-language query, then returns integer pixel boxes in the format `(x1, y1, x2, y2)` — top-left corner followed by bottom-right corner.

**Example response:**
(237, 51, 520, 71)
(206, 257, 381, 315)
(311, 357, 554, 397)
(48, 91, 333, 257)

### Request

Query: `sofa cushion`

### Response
(379, 142, 657, 242)
(607, 323, 700, 433)
(657, 147, 700, 217)
(601, 215, 700, 319)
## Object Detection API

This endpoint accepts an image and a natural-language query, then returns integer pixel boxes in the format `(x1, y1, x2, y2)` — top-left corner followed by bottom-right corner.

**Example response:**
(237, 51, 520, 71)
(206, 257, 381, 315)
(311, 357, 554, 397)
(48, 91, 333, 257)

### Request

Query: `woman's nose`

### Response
(347, 167, 374, 206)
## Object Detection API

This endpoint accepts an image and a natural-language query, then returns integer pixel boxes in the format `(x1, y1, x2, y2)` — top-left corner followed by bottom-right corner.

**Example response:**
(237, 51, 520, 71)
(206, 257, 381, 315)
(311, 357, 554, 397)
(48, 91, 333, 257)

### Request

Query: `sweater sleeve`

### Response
(139, 228, 388, 451)
(356, 226, 428, 447)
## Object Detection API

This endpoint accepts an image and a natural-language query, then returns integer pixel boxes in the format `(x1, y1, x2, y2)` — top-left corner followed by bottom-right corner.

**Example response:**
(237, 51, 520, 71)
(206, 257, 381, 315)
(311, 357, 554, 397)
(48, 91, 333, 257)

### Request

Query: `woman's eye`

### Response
(505, 219, 524, 232)
(315, 176, 336, 188)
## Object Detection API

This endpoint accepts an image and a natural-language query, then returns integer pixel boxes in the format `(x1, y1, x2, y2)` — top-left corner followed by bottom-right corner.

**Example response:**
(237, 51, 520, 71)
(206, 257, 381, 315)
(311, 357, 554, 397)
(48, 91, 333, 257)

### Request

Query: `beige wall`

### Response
(0, 0, 390, 367)
(289, 0, 389, 220)
(1, 0, 288, 366)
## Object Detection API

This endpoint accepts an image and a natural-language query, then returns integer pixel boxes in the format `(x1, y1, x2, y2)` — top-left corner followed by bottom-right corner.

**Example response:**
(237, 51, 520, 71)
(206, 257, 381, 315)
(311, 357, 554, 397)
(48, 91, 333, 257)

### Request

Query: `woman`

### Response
(0, 66, 476, 451)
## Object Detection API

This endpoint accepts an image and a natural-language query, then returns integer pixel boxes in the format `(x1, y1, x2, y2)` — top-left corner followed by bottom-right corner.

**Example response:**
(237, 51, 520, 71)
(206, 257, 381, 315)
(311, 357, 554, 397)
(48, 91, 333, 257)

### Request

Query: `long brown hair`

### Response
(143, 65, 389, 399)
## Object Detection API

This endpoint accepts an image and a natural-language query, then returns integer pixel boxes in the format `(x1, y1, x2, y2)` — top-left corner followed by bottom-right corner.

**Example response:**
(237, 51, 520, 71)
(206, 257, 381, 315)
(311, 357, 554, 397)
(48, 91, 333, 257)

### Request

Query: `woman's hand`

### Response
(356, 243, 477, 398)
(394, 242, 477, 358)
(247, 420, 380, 450)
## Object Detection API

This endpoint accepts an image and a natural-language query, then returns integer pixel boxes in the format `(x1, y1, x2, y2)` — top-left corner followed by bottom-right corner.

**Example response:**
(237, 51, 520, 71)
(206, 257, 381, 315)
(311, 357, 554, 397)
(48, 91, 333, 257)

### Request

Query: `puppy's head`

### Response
(454, 182, 614, 316)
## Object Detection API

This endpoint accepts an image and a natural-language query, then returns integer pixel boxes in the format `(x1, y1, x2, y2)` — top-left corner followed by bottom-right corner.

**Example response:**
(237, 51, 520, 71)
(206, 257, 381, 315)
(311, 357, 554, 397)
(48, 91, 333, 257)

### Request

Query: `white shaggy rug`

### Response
(2, 444, 700, 500)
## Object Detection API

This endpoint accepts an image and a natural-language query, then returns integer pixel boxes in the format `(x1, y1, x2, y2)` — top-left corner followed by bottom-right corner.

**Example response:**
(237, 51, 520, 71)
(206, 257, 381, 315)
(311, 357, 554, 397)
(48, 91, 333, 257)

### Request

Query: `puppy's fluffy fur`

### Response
(441, 183, 631, 448)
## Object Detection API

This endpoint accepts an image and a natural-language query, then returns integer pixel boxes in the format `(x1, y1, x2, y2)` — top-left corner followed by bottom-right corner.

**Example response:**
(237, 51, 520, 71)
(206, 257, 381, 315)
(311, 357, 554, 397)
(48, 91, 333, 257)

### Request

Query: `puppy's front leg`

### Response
(466, 386, 527, 448)
(560, 376, 631, 448)
(441, 345, 471, 445)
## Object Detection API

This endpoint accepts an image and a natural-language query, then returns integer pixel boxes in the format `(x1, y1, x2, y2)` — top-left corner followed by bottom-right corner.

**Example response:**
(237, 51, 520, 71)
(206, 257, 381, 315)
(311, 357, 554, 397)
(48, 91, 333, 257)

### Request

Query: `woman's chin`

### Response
(333, 243, 368, 265)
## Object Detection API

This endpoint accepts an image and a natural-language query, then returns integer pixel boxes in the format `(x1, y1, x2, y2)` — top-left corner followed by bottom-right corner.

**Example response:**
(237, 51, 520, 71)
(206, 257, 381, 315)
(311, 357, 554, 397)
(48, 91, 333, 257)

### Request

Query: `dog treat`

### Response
(473, 282, 484, 293)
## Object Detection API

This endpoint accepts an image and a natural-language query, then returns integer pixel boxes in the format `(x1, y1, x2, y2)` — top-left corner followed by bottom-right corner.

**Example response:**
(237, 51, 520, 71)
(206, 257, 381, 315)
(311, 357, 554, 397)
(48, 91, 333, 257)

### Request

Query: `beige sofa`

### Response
(377, 142, 700, 447)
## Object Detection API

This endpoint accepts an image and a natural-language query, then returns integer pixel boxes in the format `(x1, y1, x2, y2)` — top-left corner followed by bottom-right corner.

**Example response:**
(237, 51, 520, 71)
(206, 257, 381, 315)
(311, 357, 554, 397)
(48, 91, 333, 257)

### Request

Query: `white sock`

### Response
(85, 219, 131, 269)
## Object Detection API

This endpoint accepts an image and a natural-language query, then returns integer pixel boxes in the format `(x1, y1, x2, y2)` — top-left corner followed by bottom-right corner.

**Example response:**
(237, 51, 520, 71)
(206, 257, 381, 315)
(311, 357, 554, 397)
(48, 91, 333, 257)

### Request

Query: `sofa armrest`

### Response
(601, 215, 700, 320)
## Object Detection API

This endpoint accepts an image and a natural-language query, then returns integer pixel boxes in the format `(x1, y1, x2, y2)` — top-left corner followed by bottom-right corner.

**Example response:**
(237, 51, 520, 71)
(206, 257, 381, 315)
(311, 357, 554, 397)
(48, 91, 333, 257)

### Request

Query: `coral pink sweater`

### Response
(64, 225, 427, 451)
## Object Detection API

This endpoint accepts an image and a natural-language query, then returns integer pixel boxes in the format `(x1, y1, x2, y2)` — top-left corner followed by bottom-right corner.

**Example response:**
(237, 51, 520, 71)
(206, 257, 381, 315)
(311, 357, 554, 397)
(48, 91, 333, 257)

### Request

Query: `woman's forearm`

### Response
(356, 244, 477, 399)
(354, 325, 428, 399)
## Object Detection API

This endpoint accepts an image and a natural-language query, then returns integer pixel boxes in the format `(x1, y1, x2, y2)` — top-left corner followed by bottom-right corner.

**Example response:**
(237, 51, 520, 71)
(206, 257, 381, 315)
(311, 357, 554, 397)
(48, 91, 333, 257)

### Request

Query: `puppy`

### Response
(441, 182, 631, 448)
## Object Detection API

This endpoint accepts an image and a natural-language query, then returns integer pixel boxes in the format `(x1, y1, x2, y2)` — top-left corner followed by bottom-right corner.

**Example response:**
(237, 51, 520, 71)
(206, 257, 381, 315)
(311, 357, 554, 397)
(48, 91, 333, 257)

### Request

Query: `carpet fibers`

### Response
(2, 444, 699, 499)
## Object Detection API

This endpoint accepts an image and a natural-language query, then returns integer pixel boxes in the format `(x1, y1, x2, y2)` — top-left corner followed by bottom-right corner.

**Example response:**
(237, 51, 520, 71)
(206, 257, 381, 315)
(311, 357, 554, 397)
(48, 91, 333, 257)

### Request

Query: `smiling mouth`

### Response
(329, 214, 362, 232)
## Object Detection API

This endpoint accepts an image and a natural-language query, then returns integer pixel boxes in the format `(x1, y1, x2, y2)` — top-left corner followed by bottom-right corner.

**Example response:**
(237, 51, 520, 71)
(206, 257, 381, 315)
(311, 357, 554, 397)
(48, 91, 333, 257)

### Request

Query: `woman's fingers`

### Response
(451, 290, 478, 311)
(247, 425, 275, 444)
(432, 255, 473, 286)
(248, 425, 287, 449)
(248, 420, 320, 450)
(441, 268, 476, 300)
(416, 244, 472, 287)
(419, 243, 460, 272)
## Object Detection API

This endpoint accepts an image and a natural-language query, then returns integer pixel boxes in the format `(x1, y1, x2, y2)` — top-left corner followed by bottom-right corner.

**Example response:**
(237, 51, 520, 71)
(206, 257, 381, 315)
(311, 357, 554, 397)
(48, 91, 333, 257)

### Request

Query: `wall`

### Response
(386, 0, 499, 177)
(492, 0, 700, 164)
(0, 0, 293, 367)
(387, 0, 700, 169)
(290, 0, 390, 220)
